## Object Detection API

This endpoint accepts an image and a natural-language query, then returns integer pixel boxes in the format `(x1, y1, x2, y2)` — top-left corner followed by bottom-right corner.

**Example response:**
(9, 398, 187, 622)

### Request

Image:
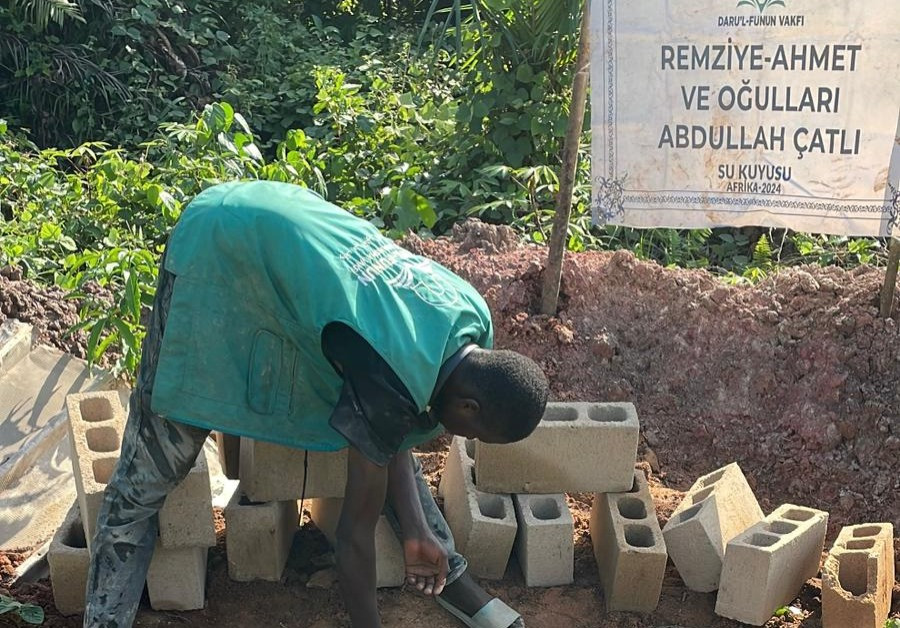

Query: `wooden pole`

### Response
(879, 237, 900, 318)
(540, 1, 591, 316)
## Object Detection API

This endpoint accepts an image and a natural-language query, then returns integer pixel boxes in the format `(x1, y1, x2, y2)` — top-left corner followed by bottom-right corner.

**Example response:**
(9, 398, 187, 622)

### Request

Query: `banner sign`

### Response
(590, 0, 900, 236)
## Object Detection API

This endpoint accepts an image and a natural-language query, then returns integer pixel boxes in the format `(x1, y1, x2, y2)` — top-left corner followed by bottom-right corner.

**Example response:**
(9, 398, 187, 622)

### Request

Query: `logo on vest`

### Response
(340, 235, 461, 308)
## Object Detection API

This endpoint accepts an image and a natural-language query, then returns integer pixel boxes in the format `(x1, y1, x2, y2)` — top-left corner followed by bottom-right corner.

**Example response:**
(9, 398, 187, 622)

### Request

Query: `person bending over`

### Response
(84, 180, 549, 628)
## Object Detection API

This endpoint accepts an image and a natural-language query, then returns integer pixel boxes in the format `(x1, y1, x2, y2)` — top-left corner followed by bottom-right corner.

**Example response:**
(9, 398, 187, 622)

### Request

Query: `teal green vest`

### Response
(150, 181, 493, 451)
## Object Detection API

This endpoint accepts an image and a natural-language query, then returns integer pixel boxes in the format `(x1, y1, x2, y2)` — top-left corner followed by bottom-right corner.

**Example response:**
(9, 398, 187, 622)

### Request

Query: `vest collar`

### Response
(428, 343, 478, 408)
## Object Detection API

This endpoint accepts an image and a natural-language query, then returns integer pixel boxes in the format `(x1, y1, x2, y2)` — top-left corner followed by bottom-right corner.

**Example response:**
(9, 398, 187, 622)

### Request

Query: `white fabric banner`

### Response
(590, 0, 900, 236)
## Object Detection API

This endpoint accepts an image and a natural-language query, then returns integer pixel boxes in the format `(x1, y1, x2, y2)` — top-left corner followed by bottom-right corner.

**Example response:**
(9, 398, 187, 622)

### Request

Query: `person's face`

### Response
(433, 399, 507, 443)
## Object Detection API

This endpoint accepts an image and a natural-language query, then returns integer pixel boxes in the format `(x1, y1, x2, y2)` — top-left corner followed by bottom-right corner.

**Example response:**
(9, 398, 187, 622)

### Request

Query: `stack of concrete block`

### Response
(224, 490, 298, 582)
(49, 390, 215, 614)
(821, 523, 894, 628)
(439, 436, 518, 579)
(148, 448, 216, 610)
(590, 470, 667, 612)
(662, 462, 764, 592)
(225, 439, 348, 584)
(442, 402, 642, 588)
(715, 504, 828, 626)
(238, 438, 346, 501)
(307, 497, 405, 588)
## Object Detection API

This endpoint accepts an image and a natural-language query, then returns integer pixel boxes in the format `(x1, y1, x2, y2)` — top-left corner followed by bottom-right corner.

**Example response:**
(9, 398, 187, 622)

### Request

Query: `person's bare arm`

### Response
(387, 450, 448, 596)
(336, 446, 388, 628)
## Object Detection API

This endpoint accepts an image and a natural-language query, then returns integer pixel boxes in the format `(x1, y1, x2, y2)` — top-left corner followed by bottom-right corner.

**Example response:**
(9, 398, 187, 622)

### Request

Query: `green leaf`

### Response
(86, 319, 107, 364)
(205, 103, 234, 134)
(111, 318, 137, 353)
(0, 119, 6, 135)
(216, 132, 238, 155)
(18, 603, 44, 624)
(233, 112, 251, 135)
(125, 272, 141, 321)
(516, 63, 533, 83)
(0, 595, 20, 615)
(39, 223, 62, 241)
(395, 187, 436, 231)
(242, 143, 263, 163)
(146, 183, 162, 207)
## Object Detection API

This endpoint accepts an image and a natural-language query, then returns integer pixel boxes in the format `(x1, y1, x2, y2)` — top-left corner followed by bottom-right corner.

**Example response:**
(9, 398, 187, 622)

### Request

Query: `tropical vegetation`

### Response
(0, 0, 890, 375)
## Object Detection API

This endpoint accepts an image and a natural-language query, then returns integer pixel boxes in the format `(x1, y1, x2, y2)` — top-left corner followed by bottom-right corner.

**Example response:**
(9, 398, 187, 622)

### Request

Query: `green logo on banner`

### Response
(737, 0, 786, 13)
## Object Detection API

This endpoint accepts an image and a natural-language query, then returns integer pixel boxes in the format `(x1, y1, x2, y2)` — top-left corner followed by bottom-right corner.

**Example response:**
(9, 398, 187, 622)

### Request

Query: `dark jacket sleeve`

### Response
(322, 323, 432, 467)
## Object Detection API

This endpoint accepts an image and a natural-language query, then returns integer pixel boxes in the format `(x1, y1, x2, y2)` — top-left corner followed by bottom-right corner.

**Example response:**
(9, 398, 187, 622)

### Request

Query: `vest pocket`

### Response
(247, 329, 296, 415)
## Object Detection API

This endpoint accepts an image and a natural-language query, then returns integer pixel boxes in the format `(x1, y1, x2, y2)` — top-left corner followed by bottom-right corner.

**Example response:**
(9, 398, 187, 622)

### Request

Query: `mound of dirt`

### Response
(0, 266, 118, 365)
(4, 233, 898, 530)
(404, 233, 900, 533)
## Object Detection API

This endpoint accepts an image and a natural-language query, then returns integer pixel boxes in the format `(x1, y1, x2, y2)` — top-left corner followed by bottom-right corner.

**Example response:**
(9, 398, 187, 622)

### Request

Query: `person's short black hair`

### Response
(463, 349, 549, 442)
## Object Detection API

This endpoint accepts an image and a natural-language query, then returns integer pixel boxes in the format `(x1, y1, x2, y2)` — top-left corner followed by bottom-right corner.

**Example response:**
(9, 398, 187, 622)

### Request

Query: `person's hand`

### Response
(403, 534, 449, 596)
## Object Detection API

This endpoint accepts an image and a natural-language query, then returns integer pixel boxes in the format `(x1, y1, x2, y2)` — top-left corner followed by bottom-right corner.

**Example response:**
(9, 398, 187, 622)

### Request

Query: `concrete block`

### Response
(438, 436, 517, 579)
(715, 504, 828, 626)
(224, 489, 298, 582)
(48, 503, 89, 616)
(513, 494, 574, 587)
(662, 462, 764, 592)
(159, 449, 216, 549)
(239, 438, 346, 502)
(65, 390, 126, 551)
(0, 320, 33, 373)
(307, 497, 405, 588)
(147, 542, 208, 611)
(590, 470, 667, 612)
(474, 402, 639, 494)
(822, 523, 894, 628)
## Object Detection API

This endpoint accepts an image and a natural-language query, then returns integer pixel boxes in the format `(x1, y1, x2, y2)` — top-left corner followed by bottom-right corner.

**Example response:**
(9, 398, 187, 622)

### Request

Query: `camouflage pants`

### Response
(83, 259, 467, 628)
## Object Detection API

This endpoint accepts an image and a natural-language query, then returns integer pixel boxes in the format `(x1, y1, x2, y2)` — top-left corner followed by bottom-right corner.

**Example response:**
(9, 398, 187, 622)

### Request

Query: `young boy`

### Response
(84, 180, 548, 628)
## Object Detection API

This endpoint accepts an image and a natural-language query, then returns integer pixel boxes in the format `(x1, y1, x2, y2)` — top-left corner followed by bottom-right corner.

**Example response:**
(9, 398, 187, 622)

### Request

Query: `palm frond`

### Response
(49, 44, 131, 104)
(10, 0, 85, 31)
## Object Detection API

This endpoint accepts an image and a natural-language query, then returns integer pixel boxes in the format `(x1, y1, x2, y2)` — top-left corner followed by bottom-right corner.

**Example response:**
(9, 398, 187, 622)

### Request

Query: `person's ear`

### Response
(459, 397, 480, 418)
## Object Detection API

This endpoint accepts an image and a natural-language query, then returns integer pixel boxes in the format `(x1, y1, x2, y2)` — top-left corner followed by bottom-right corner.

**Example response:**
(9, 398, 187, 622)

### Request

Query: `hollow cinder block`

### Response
(147, 542, 208, 611)
(238, 438, 346, 502)
(822, 523, 894, 628)
(159, 449, 216, 549)
(65, 390, 127, 551)
(662, 462, 764, 592)
(48, 503, 90, 616)
(438, 436, 517, 579)
(307, 497, 405, 588)
(474, 402, 639, 494)
(224, 488, 298, 582)
(512, 494, 574, 587)
(715, 504, 829, 626)
(591, 470, 667, 612)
